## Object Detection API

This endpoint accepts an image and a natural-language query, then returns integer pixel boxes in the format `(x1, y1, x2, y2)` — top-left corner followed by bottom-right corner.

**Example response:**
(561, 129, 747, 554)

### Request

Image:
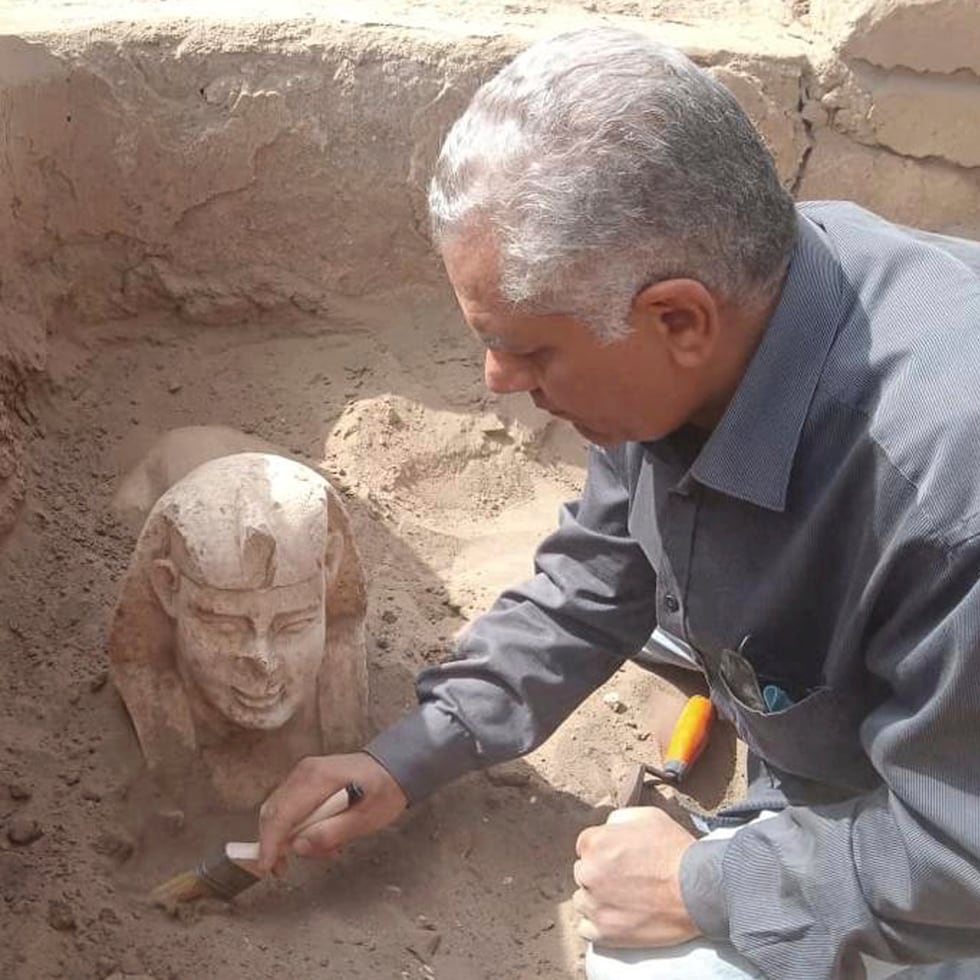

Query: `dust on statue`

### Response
(108, 452, 369, 809)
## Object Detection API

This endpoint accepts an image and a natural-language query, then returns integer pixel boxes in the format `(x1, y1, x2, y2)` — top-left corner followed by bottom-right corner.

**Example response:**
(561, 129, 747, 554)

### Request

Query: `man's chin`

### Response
(571, 421, 623, 447)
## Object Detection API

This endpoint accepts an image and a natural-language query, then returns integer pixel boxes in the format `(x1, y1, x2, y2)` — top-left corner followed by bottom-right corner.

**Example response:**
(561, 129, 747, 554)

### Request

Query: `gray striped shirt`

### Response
(368, 202, 980, 978)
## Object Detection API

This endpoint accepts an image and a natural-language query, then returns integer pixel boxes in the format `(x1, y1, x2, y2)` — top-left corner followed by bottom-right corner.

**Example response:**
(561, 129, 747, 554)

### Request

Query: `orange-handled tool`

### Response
(645, 694, 714, 783)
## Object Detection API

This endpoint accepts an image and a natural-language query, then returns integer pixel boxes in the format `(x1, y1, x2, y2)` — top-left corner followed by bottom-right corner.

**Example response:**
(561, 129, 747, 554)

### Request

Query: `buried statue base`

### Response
(108, 452, 369, 809)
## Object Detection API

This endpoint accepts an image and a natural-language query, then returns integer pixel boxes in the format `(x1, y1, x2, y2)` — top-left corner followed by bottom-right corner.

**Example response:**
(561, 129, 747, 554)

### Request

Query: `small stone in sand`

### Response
(408, 927, 442, 961)
(118, 951, 144, 974)
(153, 808, 185, 834)
(91, 829, 135, 863)
(7, 815, 43, 845)
(95, 956, 118, 976)
(47, 898, 77, 931)
(602, 691, 627, 713)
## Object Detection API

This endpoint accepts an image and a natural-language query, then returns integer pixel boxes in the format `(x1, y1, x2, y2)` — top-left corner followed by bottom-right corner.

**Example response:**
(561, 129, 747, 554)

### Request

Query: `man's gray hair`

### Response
(429, 28, 798, 341)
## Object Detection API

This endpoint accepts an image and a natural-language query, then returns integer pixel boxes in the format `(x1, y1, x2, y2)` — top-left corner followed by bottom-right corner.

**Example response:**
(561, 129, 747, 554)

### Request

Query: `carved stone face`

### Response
(168, 571, 326, 731)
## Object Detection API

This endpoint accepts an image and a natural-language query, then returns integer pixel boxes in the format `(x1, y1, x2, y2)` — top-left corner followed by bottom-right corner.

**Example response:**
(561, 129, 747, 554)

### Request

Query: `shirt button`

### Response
(664, 594, 680, 613)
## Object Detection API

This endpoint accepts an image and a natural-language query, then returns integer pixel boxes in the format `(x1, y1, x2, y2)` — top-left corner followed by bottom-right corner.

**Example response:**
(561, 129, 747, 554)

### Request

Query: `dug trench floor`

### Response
(0, 287, 741, 980)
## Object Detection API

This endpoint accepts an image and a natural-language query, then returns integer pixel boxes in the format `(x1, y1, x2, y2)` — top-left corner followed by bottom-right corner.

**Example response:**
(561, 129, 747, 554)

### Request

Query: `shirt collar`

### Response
(683, 213, 844, 512)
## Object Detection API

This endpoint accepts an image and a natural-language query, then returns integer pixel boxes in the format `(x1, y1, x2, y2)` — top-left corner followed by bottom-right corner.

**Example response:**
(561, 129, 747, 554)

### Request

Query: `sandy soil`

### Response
(0, 283, 741, 980)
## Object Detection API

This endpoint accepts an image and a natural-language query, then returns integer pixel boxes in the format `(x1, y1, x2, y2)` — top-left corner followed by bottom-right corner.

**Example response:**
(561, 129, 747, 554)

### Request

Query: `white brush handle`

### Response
(225, 785, 354, 863)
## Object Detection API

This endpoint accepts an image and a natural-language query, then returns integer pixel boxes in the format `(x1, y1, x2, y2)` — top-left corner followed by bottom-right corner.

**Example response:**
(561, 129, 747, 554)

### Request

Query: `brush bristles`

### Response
(150, 848, 261, 908)
(150, 870, 215, 907)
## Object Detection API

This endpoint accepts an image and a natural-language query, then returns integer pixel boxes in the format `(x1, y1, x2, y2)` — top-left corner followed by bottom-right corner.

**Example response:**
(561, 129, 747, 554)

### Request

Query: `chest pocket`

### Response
(701, 644, 879, 794)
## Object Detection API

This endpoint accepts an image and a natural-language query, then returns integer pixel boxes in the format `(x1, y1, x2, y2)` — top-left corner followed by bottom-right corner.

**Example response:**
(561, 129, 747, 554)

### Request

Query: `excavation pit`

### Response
(1, 3, 977, 978)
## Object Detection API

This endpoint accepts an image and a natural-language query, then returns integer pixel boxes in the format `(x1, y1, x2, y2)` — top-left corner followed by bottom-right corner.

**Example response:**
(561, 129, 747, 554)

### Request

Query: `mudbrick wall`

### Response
(0, 0, 978, 538)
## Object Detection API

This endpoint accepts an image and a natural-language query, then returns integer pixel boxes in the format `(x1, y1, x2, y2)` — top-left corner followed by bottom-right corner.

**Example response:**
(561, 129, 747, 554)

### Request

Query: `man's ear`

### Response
(323, 529, 345, 587)
(149, 559, 180, 618)
(630, 278, 720, 369)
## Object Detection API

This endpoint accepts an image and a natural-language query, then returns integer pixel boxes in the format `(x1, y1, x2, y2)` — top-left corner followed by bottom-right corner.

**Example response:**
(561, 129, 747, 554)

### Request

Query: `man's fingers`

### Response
(572, 886, 595, 916)
(576, 825, 598, 858)
(573, 887, 600, 942)
(257, 757, 337, 872)
(258, 752, 409, 874)
(291, 810, 359, 858)
(294, 837, 343, 861)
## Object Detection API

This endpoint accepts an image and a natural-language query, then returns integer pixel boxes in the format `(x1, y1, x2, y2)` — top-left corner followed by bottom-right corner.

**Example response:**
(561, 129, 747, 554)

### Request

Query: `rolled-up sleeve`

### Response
(681, 532, 980, 978)
(367, 444, 658, 804)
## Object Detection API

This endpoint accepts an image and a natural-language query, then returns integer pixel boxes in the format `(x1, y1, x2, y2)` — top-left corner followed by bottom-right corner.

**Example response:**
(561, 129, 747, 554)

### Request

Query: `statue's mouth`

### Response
(232, 684, 285, 709)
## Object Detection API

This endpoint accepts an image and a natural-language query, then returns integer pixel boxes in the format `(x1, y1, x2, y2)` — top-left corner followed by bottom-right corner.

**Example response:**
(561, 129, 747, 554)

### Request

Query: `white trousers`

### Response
(586, 941, 908, 980)
(586, 938, 763, 979)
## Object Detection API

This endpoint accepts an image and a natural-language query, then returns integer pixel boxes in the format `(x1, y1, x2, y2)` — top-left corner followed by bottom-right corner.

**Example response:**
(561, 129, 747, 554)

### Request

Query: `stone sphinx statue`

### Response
(109, 452, 369, 808)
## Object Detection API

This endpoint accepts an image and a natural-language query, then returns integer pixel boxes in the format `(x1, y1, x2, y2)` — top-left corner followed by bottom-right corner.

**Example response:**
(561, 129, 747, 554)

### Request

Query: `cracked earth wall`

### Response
(1, 1, 978, 538)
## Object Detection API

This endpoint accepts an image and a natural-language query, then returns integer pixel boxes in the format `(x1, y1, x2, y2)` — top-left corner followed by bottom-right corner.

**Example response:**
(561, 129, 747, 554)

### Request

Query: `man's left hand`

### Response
(573, 806, 702, 948)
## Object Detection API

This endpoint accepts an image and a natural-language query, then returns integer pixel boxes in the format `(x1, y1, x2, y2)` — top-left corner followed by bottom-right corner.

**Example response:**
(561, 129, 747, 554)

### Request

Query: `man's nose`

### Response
(484, 349, 535, 394)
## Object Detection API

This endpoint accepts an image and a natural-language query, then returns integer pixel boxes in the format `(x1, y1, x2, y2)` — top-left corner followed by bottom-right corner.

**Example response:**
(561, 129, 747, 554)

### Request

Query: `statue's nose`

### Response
(239, 636, 280, 675)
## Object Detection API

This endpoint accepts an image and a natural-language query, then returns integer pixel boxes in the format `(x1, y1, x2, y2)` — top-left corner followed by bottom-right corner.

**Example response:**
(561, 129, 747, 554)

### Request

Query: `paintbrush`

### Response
(150, 781, 364, 906)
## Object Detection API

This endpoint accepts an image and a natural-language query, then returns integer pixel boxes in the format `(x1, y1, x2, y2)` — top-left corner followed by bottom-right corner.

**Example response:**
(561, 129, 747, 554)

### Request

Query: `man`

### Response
(257, 28, 980, 980)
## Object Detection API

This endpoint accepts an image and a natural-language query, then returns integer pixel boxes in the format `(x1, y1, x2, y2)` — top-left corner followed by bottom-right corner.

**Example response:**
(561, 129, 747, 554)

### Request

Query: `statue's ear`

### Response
(324, 529, 344, 587)
(149, 559, 180, 618)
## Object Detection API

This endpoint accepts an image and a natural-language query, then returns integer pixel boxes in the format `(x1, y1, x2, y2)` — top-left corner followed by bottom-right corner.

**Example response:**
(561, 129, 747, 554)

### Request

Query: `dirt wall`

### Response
(0, 1, 978, 537)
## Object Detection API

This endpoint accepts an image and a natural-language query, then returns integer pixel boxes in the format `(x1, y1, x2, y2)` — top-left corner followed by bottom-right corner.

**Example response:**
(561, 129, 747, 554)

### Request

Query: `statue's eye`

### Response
(277, 617, 318, 636)
(195, 612, 246, 635)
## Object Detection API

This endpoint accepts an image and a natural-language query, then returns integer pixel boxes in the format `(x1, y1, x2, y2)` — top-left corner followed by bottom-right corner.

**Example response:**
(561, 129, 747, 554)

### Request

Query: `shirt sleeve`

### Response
(680, 531, 980, 979)
(366, 444, 658, 804)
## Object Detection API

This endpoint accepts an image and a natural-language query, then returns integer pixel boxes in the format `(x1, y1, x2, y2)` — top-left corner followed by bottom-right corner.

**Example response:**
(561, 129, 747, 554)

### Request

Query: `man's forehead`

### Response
(469, 303, 575, 353)
(443, 237, 567, 351)
(444, 231, 502, 298)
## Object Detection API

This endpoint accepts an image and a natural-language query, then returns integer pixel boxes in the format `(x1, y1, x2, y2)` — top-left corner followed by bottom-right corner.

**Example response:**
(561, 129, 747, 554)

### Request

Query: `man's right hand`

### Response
(257, 751, 408, 874)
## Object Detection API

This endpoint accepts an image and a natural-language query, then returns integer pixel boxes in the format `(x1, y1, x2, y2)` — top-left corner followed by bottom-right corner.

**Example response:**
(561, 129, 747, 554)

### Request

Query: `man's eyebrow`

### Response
(469, 323, 516, 353)
(466, 311, 525, 353)
(480, 333, 513, 352)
